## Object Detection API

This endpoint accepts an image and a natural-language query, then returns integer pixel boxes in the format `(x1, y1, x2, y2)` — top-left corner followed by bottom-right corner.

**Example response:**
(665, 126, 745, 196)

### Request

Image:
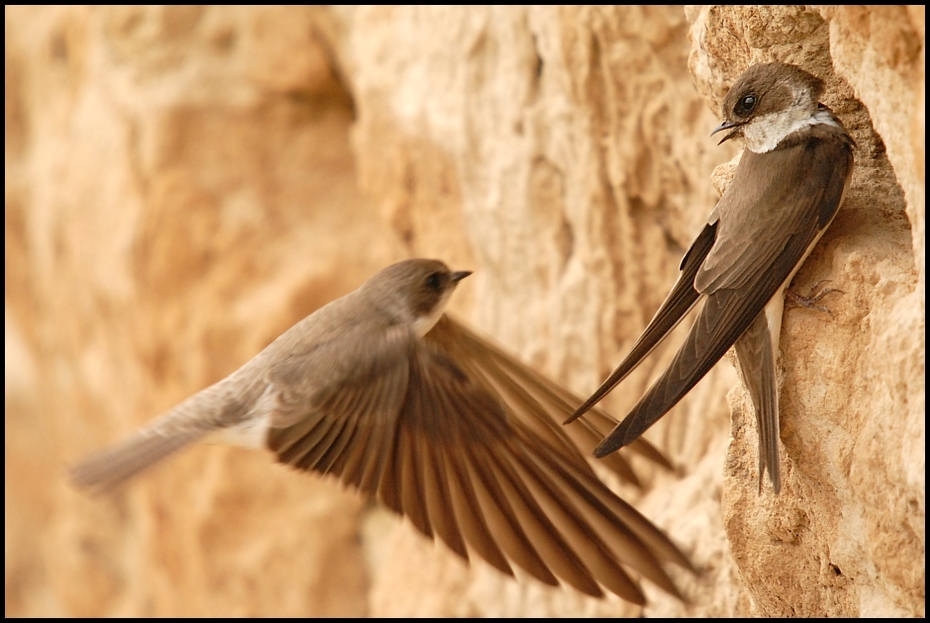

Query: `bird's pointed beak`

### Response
(451, 270, 472, 283)
(711, 119, 743, 144)
(710, 119, 737, 136)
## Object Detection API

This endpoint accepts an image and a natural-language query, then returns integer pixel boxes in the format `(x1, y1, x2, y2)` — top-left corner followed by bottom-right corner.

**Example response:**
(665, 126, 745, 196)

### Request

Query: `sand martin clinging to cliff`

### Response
(567, 62, 855, 493)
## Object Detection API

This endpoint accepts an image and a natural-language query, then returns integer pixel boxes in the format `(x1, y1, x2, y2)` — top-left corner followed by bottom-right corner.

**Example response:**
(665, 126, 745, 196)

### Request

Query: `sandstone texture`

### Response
(5, 6, 923, 617)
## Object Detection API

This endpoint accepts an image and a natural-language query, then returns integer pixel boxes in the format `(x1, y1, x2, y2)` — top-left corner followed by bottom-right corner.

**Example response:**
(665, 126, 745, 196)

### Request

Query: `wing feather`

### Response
(428, 316, 672, 478)
(567, 221, 717, 423)
(265, 315, 690, 600)
(596, 125, 854, 456)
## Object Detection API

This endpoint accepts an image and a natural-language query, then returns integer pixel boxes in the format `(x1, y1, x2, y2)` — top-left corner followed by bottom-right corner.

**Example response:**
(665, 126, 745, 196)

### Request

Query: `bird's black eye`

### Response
(425, 272, 444, 291)
(735, 94, 757, 117)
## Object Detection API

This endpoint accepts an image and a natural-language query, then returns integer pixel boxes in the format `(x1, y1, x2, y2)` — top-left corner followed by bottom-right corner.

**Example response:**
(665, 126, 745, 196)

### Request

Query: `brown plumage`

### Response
(568, 62, 855, 494)
(72, 258, 691, 603)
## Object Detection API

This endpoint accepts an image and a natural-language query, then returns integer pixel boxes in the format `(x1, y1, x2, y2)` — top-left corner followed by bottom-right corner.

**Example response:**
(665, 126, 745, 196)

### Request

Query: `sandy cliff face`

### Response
(5, 6, 923, 617)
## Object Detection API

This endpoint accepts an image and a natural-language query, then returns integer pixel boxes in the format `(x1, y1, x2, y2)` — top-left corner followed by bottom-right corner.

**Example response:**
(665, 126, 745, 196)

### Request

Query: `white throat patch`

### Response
(740, 108, 840, 154)
(411, 288, 455, 338)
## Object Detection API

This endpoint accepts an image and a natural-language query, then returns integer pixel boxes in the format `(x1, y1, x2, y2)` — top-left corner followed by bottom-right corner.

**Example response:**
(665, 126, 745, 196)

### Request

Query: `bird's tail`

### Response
(70, 426, 209, 492)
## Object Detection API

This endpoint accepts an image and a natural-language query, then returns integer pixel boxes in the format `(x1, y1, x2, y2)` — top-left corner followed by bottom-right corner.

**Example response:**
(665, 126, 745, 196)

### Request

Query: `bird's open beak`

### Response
(711, 119, 744, 145)
(451, 270, 472, 283)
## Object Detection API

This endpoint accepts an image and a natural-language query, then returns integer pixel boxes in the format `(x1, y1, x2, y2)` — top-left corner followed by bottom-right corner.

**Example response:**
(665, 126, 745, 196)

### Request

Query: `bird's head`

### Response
(367, 258, 471, 337)
(711, 61, 826, 154)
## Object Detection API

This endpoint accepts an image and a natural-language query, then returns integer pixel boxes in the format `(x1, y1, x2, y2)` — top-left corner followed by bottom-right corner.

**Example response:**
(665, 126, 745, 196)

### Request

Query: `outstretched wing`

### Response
(267, 320, 690, 603)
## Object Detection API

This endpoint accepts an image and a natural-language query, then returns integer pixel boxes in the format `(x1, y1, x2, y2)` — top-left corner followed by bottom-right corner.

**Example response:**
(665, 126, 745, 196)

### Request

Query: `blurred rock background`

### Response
(5, 5, 923, 617)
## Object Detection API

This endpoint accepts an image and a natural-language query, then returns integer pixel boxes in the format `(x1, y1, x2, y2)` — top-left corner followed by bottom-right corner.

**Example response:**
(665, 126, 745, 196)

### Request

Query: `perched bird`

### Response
(567, 62, 855, 493)
(71, 258, 691, 604)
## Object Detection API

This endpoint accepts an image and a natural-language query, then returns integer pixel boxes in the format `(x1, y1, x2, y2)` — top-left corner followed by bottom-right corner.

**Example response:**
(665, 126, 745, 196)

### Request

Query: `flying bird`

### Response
(71, 258, 691, 604)
(566, 62, 855, 493)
